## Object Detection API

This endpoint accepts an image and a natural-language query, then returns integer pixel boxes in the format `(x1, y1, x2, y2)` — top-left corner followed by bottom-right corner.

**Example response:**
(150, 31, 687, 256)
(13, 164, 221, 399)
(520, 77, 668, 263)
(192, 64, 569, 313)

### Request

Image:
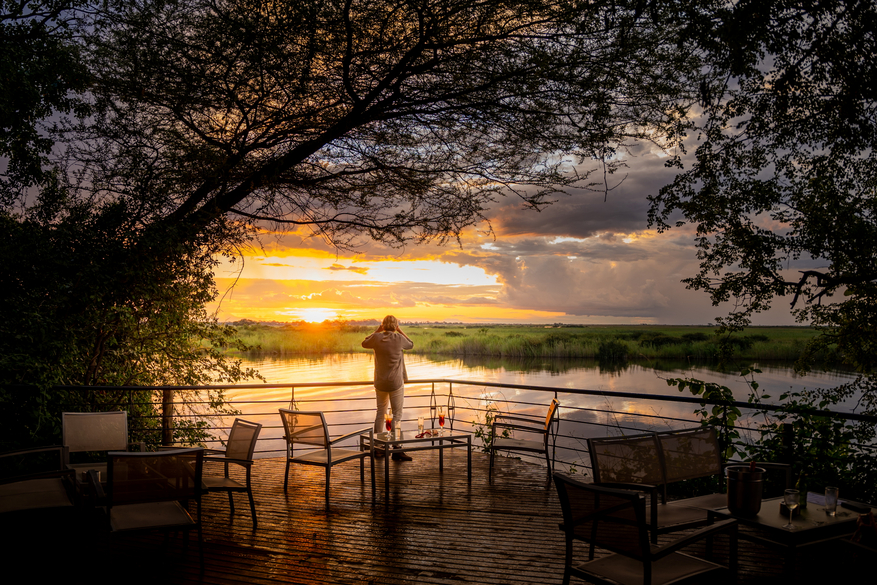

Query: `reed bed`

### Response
(229, 323, 828, 363)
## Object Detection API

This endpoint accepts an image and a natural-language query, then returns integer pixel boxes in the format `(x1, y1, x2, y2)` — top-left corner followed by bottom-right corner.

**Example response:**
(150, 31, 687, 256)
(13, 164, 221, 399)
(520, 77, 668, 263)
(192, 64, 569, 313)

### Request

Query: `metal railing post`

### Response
(161, 387, 174, 446)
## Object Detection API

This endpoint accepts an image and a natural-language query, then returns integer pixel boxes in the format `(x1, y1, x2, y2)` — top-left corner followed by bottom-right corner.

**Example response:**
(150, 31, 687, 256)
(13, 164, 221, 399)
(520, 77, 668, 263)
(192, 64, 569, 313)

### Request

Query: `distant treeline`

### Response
(229, 322, 830, 363)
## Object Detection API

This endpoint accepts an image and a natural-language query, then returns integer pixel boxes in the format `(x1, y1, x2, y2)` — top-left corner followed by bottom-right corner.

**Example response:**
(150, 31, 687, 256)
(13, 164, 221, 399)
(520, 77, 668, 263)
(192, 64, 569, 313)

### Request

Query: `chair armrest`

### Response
(492, 421, 547, 434)
(203, 455, 252, 467)
(0, 445, 68, 460)
(329, 427, 373, 445)
(593, 481, 659, 496)
(494, 414, 542, 425)
(651, 519, 737, 560)
(87, 469, 106, 501)
(0, 445, 72, 485)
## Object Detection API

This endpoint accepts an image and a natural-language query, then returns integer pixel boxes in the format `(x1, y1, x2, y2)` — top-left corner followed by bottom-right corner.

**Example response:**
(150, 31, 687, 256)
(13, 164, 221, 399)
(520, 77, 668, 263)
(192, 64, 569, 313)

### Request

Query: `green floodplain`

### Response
(229, 322, 830, 364)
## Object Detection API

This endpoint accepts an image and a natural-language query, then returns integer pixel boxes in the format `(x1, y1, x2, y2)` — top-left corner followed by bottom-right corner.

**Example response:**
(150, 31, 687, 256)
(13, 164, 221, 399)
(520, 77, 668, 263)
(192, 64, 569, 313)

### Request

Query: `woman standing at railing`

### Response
(362, 315, 414, 461)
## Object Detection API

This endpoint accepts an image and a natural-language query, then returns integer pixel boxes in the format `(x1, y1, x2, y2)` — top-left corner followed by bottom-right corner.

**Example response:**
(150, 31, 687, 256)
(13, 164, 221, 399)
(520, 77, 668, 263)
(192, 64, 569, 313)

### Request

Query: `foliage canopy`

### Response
(72, 0, 711, 247)
(649, 0, 877, 373)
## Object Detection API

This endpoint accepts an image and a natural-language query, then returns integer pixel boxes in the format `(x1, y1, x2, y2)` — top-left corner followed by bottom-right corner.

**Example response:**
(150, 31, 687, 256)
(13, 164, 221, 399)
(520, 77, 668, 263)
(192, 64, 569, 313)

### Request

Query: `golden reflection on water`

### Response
(222, 354, 857, 458)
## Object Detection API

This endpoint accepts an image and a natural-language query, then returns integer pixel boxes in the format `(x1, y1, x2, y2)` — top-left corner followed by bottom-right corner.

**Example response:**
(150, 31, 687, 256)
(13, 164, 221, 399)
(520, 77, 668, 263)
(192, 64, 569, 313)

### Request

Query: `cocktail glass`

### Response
(384, 411, 393, 439)
(784, 489, 799, 530)
(438, 407, 445, 435)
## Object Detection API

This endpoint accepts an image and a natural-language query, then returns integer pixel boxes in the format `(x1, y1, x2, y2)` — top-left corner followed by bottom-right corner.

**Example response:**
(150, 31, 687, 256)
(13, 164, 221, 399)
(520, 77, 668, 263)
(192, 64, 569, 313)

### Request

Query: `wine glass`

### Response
(384, 411, 393, 439)
(784, 489, 799, 530)
(438, 407, 446, 435)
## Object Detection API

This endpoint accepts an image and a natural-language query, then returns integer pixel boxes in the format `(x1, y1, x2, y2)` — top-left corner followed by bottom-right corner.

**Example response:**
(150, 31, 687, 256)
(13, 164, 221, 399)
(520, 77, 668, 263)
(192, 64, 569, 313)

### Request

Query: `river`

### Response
(226, 354, 861, 455)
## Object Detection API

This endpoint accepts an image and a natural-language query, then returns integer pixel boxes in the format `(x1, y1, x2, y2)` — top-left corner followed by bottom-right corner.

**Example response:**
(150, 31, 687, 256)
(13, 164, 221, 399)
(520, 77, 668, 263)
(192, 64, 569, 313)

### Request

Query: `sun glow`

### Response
(286, 308, 339, 323)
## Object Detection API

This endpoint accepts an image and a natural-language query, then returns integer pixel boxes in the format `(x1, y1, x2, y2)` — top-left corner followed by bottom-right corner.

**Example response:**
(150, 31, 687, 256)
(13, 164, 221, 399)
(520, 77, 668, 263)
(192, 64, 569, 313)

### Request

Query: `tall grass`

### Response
(229, 322, 829, 363)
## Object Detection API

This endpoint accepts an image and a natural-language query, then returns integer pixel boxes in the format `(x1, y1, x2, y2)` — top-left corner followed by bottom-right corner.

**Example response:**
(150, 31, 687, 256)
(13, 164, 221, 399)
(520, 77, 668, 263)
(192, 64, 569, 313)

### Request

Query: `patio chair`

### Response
(89, 448, 205, 569)
(553, 472, 738, 585)
(0, 445, 74, 516)
(279, 409, 374, 507)
(202, 418, 262, 527)
(62, 411, 143, 480)
(488, 398, 560, 485)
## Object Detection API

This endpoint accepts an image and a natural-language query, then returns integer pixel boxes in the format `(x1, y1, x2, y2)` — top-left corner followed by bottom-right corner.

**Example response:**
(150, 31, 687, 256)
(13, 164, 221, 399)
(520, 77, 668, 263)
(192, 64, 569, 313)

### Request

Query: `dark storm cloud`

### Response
(489, 145, 682, 238)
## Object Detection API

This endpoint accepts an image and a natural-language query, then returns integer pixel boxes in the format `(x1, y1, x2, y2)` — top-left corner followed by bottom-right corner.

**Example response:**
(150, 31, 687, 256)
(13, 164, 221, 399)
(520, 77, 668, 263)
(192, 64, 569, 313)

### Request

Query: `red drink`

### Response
(384, 412, 393, 435)
(439, 414, 445, 427)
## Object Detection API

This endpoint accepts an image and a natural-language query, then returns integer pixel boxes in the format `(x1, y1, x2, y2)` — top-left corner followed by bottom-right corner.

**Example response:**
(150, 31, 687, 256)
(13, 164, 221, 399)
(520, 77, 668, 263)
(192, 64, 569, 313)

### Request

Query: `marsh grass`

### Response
(229, 322, 827, 363)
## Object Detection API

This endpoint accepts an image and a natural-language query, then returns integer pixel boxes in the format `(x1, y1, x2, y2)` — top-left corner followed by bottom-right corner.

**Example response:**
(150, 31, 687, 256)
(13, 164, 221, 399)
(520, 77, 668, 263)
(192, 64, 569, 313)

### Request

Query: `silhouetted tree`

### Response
(69, 0, 711, 248)
(649, 0, 877, 376)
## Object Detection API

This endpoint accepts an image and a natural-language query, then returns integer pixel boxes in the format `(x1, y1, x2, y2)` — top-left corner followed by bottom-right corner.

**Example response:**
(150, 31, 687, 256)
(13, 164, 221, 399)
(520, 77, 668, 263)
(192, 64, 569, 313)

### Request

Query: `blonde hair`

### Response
(381, 315, 399, 331)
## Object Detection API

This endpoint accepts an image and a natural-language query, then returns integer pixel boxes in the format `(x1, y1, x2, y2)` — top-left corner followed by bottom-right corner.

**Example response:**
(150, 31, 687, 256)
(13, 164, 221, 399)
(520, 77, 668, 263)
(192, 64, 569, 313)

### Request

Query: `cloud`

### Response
(212, 143, 804, 325)
(326, 263, 369, 274)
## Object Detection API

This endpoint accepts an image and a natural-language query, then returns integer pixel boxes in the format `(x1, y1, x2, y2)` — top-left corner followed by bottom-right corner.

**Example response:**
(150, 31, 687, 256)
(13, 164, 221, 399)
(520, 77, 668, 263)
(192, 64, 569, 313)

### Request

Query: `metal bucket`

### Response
(727, 466, 765, 517)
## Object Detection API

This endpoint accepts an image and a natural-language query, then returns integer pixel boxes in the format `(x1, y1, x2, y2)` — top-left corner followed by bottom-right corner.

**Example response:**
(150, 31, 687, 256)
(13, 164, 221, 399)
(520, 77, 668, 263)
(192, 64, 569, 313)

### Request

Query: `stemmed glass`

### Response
(783, 489, 799, 530)
(384, 411, 393, 439)
(438, 407, 446, 435)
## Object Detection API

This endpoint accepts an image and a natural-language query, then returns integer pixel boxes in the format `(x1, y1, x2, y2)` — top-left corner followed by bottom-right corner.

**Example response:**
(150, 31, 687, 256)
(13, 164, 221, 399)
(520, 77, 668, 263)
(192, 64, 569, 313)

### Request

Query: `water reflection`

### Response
(239, 353, 857, 404)
(226, 354, 860, 463)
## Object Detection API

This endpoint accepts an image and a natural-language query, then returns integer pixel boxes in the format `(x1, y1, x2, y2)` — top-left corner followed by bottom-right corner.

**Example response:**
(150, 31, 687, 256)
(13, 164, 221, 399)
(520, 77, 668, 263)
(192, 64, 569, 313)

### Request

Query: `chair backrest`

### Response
(588, 431, 665, 486)
(106, 448, 203, 507)
(657, 427, 723, 484)
(62, 411, 128, 453)
(225, 419, 262, 460)
(544, 399, 560, 431)
(554, 473, 649, 560)
(279, 410, 329, 449)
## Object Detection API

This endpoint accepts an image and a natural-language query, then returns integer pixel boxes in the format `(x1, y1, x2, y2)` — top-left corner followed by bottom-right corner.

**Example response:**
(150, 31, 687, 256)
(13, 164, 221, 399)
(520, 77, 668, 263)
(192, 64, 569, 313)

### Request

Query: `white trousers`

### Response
(373, 385, 405, 436)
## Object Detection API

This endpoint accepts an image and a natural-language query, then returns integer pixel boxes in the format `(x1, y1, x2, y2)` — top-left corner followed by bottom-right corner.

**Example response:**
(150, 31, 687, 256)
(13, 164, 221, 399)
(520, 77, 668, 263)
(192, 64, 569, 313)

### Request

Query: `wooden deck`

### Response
(9, 450, 870, 584)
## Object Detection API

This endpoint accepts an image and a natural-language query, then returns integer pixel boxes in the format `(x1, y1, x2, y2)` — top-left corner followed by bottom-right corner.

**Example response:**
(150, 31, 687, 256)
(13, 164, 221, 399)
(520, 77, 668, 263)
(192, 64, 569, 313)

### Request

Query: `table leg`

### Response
(359, 436, 365, 483)
(385, 448, 390, 502)
(467, 436, 471, 483)
(784, 545, 796, 579)
(706, 510, 715, 559)
(439, 439, 444, 473)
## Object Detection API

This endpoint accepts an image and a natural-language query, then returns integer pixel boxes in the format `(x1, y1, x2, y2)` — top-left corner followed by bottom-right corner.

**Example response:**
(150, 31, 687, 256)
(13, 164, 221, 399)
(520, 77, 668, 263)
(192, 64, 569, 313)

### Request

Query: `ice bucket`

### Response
(727, 466, 765, 517)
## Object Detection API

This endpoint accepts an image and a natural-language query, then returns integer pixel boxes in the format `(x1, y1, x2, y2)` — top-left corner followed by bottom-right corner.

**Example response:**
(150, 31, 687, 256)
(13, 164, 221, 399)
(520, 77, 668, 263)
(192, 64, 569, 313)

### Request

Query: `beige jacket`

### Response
(362, 331, 414, 392)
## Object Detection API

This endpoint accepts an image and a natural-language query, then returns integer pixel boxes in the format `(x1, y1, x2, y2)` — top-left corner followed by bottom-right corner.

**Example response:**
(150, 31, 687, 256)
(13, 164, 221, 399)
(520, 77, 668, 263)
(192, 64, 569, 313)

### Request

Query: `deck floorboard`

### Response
(8, 449, 865, 584)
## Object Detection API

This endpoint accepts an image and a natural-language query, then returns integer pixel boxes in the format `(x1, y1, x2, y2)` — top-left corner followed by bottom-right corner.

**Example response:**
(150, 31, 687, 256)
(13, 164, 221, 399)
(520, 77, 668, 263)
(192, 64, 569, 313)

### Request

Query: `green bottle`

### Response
(795, 473, 807, 509)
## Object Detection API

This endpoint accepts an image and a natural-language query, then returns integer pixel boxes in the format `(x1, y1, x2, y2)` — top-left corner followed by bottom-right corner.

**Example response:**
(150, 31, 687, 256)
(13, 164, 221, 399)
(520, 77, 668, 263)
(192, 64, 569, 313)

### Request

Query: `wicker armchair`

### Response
(554, 472, 738, 585)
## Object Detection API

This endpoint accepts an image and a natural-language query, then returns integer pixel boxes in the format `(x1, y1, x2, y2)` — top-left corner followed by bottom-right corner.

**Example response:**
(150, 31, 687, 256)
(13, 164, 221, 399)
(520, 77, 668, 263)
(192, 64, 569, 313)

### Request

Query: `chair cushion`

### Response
(202, 476, 244, 490)
(650, 503, 710, 528)
(0, 478, 73, 514)
(577, 551, 724, 585)
(110, 501, 195, 532)
(293, 448, 365, 465)
(493, 437, 544, 453)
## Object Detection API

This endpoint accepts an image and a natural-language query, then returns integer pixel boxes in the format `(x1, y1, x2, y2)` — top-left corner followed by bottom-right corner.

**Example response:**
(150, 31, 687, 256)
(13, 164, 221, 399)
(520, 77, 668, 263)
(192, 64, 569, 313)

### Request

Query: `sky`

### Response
(206, 139, 808, 326)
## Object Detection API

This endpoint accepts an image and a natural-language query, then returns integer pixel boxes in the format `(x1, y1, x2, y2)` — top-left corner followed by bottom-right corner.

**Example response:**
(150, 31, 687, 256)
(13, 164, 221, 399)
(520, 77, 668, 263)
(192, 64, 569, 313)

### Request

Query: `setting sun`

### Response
(286, 308, 339, 323)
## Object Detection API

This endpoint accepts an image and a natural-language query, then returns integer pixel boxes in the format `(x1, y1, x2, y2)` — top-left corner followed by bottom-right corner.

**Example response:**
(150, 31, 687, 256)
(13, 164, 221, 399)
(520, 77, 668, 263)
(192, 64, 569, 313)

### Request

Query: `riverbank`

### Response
(229, 322, 828, 363)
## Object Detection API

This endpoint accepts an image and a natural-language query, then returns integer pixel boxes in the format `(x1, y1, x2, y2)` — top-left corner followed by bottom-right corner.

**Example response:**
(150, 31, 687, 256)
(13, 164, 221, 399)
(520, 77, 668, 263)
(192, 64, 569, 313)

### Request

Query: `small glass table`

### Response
(708, 494, 874, 577)
(360, 430, 472, 502)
